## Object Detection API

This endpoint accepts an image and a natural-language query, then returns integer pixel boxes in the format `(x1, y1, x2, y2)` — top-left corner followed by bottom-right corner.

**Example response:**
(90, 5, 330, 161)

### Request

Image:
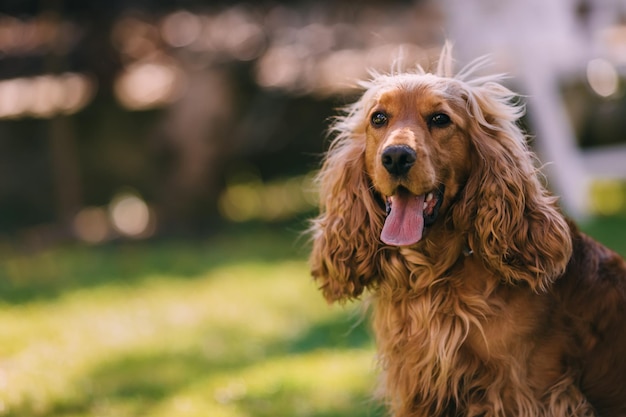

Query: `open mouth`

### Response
(380, 185, 445, 246)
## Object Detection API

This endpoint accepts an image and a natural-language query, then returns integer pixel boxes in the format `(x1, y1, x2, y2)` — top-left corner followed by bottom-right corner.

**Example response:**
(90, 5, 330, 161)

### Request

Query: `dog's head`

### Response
(310, 46, 572, 302)
(363, 74, 472, 246)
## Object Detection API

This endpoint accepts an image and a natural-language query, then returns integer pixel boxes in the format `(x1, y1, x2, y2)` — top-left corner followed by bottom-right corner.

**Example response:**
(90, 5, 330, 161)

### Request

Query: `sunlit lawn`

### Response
(0, 226, 382, 417)
(0, 218, 624, 417)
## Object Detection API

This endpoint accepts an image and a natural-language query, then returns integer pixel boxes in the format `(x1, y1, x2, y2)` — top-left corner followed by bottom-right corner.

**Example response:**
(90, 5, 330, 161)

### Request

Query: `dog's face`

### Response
(364, 79, 472, 246)
(311, 56, 572, 301)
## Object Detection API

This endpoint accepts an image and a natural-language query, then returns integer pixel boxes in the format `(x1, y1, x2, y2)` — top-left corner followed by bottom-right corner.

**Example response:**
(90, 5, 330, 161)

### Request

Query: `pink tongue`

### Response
(381, 191, 425, 246)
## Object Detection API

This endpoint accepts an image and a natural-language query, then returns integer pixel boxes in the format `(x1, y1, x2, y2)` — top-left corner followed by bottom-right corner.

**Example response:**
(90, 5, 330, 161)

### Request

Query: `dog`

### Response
(309, 45, 626, 417)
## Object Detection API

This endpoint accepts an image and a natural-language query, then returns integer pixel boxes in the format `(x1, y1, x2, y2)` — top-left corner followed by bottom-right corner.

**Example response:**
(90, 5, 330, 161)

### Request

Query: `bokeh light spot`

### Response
(109, 191, 155, 238)
(587, 58, 619, 98)
(73, 207, 110, 244)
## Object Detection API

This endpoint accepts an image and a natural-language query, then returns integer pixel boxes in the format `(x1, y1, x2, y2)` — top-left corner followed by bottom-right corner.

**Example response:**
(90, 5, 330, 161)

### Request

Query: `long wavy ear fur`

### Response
(309, 106, 384, 303)
(453, 80, 572, 291)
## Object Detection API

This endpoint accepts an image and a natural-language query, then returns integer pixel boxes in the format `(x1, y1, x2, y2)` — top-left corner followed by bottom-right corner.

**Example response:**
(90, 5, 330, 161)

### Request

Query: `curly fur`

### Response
(309, 45, 626, 417)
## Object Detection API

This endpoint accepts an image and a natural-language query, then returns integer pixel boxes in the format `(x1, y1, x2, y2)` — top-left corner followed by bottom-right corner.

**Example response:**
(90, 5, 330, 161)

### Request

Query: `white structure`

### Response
(444, 0, 626, 218)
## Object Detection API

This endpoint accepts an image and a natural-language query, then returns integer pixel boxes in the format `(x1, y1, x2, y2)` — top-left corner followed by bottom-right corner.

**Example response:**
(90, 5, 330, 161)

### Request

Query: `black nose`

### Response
(381, 145, 416, 176)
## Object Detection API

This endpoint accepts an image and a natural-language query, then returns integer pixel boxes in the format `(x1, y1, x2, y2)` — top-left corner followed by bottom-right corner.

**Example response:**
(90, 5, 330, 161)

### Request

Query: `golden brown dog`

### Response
(309, 46, 626, 416)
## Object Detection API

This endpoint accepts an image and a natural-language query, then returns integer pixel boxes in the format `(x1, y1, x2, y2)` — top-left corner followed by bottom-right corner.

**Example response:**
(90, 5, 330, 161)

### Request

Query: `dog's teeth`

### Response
(426, 193, 434, 202)
(423, 201, 428, 210)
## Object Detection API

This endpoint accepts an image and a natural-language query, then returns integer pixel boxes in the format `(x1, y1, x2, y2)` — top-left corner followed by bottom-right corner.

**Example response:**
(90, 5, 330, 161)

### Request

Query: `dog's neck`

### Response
(374, 230, 473, 300)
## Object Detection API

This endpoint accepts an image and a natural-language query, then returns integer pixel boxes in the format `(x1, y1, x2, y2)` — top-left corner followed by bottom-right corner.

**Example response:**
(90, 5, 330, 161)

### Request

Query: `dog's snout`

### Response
(381, 145, 416, 176)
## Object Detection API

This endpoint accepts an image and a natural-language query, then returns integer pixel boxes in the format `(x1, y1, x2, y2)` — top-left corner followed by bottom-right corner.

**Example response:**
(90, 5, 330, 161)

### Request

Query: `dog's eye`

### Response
(429, 113, 451, 128)
(370, 111, 388, 127)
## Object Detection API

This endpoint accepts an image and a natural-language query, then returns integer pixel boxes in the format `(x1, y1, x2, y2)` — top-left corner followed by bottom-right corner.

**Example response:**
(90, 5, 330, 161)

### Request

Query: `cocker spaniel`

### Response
(309, 45, 626, 417)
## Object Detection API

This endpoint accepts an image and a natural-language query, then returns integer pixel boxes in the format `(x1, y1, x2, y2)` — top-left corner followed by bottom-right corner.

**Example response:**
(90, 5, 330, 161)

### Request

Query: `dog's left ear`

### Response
(453, 81, 572, 291)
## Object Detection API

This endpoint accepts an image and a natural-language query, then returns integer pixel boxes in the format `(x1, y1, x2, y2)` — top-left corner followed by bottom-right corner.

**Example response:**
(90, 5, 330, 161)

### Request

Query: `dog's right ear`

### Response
(309, 126, 384, 303)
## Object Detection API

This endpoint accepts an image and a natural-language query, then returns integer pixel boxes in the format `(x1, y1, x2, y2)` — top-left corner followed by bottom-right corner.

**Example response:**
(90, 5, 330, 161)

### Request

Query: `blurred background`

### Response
(0, 0, 447, 246)
(1, 0, 626, 244)
(0, 0, 625, 416)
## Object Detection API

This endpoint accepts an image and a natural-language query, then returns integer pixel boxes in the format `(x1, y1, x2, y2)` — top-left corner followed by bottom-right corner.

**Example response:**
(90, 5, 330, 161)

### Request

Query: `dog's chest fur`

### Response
(371, 253, 565, 416)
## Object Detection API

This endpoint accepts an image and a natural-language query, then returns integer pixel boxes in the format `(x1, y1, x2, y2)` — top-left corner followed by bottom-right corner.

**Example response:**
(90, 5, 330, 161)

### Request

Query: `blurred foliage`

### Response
(0, 0, 624, 243)
(0, 0, 445, 239)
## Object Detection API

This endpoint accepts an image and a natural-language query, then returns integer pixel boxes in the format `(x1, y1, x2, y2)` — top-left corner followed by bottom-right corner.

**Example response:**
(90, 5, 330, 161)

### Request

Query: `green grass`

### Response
(0, 225, 382, 417)
(0, 218, 623, 417)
